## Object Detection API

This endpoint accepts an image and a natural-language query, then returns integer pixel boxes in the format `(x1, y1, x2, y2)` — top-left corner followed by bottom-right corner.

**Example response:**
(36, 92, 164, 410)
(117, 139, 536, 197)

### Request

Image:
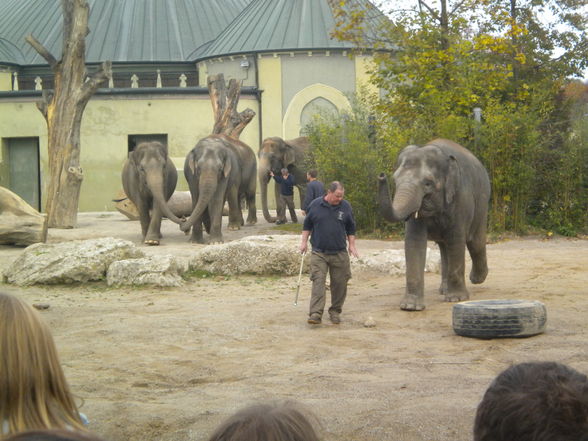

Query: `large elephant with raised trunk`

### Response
(122, 141, 184, 245)
(378, 139, 490, 311)
(258, 136, 309, 223)
(180, 134, 257, 244)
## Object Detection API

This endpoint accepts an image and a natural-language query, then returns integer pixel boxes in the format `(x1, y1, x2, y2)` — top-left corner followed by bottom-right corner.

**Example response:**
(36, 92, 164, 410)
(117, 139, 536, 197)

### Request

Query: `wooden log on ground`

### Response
(114, 190, 193, 220)
(0, 186, 47, 246)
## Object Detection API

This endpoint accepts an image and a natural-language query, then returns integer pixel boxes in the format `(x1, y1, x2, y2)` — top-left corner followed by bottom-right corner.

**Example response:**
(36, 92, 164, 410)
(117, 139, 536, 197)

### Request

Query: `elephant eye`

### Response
(424, 180, 435, 190)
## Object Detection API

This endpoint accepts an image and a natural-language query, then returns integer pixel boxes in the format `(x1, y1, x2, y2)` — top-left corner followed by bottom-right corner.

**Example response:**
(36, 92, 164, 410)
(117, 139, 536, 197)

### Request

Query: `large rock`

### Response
(189, 235, 441, 276)
(3, 237, 144, 285)
(190, 235, 306, 275)
(352, 248, 440, 274)
(107, 255, 186, 287)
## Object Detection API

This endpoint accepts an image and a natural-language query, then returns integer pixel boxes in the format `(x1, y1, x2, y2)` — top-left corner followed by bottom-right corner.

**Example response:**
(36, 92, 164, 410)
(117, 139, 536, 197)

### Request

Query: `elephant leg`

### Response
(203, 209, 211, 234)
(402, 220, 427, 311)
(246, 179, 257, 225)
(144, 205, 162, 245)
(136, 200, 151, 241)
(443, 239, 469, 302)
(246, 192, 257, 225)
(208, 198, 224, 244)
(190, 220, 205, 244)
(438, 242, 448, 295)
(227, 187, 242, 231)
(467, 227, 488, 284)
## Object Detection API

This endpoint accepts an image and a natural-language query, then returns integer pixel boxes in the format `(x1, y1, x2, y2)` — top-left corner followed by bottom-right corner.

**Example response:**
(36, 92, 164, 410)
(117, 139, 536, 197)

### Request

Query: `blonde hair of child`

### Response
(0, 292, 85, 437)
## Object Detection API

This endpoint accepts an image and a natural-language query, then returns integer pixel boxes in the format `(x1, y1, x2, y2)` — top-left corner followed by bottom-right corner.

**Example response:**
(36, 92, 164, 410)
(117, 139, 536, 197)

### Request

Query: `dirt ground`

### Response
(1, 211, 587, 441)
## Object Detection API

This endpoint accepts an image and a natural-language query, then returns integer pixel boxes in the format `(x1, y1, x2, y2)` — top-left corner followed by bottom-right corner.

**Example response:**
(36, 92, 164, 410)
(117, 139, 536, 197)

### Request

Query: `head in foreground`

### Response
(474, 361, 588, 441)
(0, 292, 85, 437)
(207, 400, 321, 441)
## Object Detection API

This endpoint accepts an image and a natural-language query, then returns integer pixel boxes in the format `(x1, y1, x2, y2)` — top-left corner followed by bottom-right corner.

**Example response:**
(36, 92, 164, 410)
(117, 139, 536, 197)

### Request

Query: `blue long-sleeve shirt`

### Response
(272, 173, 295, 196)
(302, 179, 325, 212)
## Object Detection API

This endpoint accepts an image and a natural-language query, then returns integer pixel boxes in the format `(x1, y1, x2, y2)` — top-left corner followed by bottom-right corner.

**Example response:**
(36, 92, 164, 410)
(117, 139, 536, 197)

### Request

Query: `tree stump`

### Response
(0, 186, 48, 246)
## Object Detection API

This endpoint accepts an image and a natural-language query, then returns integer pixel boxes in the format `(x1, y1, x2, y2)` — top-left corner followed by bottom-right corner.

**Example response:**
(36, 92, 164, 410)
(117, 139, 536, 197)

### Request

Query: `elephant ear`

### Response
(188, 156, 197, 175)
(445, 155, 460, 204)
(283, 143, 296, 167)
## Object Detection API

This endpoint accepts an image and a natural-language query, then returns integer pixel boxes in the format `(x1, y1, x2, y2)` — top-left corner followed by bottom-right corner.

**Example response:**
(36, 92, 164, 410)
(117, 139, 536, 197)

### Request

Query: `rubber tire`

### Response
(452, 299, 547, 339)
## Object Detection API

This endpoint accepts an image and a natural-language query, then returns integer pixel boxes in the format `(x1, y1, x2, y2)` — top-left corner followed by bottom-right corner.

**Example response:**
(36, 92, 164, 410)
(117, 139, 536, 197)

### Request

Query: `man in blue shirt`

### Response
(270, 168, 297, 225)
(300, 181, 359, 325)
(301, 169, 324, 216)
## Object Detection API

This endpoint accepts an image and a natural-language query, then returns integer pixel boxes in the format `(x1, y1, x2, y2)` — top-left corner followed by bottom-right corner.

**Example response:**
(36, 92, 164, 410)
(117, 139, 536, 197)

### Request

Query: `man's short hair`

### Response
(327, 181, 344, 193)
(474, 361, 588, 441)
(307, 169, 318, 178)
(281, 168, 288, 174)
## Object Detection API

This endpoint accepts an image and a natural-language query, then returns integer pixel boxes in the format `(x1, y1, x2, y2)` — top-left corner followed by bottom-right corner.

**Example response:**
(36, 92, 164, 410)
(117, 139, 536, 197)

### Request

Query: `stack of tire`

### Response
(452, 299, 547, 339)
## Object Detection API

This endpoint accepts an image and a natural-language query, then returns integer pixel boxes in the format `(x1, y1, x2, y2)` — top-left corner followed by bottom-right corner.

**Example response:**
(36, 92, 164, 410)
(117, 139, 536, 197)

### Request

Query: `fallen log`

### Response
(0, 186, 47, 246)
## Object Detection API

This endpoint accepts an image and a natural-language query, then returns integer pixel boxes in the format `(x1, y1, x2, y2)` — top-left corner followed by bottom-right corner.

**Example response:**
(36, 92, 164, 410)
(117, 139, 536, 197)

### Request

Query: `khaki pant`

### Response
(309, 251, 351, 317)
(277, 194, 297, 223)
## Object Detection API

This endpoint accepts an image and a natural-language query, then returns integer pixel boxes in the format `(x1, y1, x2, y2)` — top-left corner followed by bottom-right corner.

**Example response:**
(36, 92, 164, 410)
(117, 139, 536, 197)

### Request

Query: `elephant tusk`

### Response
(415, 211, 419, 219)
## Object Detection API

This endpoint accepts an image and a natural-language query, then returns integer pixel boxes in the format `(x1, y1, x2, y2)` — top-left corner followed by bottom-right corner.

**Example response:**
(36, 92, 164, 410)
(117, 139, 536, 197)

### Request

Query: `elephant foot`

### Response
(209, 239, 224, 245)
(443, 290, 470, 303)
(190, 237, 205, 244)
(400, 294, 425, 311)
(438, 281, 448, 296)
(144, 239, 160, 246)
(470, 265, 488, 284)
(227, 224, 241, 231)
(246, 219, 257, 226)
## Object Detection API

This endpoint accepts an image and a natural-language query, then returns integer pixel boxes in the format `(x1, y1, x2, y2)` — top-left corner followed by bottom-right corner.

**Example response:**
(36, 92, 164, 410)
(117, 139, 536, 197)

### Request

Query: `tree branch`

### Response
(418, 0, 440, 22)
(25, 34, 58, 69)
(36, 90, 54, 121)
(229, 109, 256, 139)
(80, 60, 112, 102)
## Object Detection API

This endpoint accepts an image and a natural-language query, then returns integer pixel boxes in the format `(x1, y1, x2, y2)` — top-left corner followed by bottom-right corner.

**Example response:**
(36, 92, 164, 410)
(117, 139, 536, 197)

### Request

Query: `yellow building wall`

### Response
(354, 55, 377, 95)
(0, 93, 260, 212)
(0, 70, 13, 91)
(258, 56, 283, 141)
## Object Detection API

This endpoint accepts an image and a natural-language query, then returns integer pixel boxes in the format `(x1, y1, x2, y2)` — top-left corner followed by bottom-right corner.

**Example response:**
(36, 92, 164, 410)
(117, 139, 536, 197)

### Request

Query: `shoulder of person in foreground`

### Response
(4, 429, 107, 441)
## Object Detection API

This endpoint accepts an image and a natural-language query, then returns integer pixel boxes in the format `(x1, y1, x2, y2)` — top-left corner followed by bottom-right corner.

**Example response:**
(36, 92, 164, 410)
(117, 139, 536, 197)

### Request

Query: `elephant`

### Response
(180, 134, 257, 244)
(377, 138, 490, 311)
(121, 141, 184, 245)
(258, 136, 310, 223)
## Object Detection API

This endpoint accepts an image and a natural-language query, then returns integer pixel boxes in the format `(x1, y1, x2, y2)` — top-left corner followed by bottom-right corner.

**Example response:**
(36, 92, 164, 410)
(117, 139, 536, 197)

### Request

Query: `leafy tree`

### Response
(332, 0, 588, 234)
(303, 90, 398, 234)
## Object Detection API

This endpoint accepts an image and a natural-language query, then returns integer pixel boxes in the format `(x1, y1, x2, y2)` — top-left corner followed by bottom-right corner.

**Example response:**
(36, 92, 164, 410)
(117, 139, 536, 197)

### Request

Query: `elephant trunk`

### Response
(392, 181, 423, 222)
(146, 173, 183, 224)
(182, 172, 218, 231)
(258, 156, 276, 223)
(377, 174, 398, 222)
(378, 174, 423, 222)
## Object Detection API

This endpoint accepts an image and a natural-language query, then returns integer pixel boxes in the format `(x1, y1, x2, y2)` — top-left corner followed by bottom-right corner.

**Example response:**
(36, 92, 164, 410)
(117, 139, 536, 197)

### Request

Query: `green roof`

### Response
(0, 0, 252, 65)
(0, 0, 387, 66)
(199, 0, 388, 59)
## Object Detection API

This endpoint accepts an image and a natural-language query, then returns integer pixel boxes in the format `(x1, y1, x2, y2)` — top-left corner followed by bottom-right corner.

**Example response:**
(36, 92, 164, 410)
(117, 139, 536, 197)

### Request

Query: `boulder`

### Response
(3, 237, 144, 286)
(190, 235, 307, 275)
(352, 248, 440, 274)
(107, 255, 186, 287)
(189, 235, 440, 276)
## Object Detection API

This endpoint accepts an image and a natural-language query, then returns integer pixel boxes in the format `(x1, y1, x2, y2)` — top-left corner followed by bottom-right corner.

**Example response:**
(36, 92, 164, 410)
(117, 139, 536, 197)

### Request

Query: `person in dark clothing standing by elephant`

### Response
(301, 169, 324, 216)
(300, 181, 359, 325)
(270, 168, 297, 224)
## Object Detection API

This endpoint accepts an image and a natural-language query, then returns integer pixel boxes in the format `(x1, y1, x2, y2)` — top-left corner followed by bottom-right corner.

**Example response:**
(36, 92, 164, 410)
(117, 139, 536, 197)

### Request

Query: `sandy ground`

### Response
(1, 211, 587, 441)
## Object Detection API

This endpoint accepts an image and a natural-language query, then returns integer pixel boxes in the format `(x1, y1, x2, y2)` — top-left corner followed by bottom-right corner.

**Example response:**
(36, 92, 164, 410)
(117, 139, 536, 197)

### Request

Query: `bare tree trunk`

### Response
(207, 74, 255, 139)
(26, 0, 111, 228)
